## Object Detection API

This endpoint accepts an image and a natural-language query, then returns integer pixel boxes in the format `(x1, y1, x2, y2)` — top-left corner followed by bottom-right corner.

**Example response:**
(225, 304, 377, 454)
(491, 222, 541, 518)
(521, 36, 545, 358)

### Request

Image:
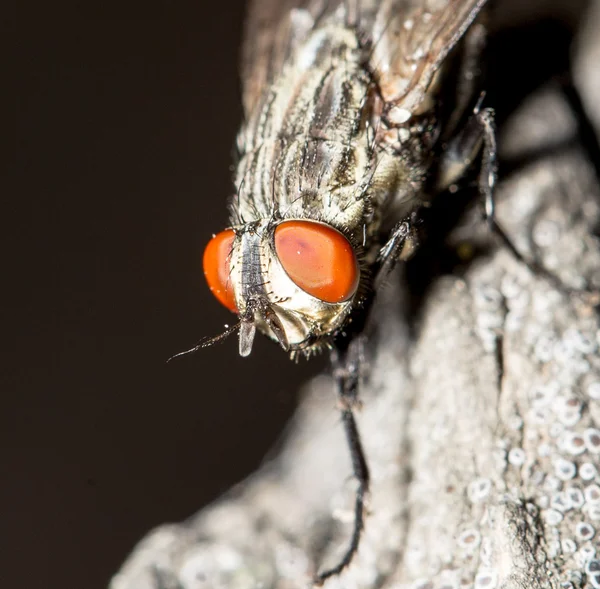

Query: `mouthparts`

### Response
(238, 303, 290, 357)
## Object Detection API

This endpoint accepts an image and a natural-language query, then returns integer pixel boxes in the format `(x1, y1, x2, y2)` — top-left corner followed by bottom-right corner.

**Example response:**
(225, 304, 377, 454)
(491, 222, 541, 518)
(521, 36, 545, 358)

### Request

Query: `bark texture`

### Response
(110, 3, 600, 588)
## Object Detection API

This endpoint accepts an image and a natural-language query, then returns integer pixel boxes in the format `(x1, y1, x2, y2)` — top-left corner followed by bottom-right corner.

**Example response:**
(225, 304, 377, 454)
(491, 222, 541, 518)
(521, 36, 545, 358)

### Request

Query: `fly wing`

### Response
(241, 0, 324, 117)
(241, 0, 486, 118)
(369, 0, 487, 115)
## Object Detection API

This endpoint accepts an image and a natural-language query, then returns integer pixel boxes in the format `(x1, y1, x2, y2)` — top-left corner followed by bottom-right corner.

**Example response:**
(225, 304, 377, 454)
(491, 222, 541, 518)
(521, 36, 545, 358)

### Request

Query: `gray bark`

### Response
(110, 3, 600, 588)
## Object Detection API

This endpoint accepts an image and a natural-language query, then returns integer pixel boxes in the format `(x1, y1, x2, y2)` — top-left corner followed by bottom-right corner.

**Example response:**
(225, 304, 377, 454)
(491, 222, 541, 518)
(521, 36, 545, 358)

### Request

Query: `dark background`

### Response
(11, 2, 593, 589)
(12, 3, 321, 589)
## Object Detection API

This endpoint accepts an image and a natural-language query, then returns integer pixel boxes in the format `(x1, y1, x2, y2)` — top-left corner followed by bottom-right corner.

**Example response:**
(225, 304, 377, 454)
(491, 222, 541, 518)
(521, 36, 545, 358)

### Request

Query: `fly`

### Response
(192, 0, 497, 583)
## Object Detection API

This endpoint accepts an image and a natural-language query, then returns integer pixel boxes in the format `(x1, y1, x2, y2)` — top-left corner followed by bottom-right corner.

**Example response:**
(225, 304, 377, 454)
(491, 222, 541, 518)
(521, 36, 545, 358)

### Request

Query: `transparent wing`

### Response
(241, 0, 487, 117)
(369, 0, 487, 115)
(240, 0, 328, 116)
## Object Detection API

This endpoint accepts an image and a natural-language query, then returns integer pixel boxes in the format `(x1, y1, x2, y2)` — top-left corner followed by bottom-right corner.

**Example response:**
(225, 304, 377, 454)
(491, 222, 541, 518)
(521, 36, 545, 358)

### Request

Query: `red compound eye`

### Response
(203, 229, 237, 313)
(274, 220, 359, 303)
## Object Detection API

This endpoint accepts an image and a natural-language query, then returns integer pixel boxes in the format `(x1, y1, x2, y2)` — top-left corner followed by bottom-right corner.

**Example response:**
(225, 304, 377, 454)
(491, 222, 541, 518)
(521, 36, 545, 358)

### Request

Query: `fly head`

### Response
(203, 219, 362, 357)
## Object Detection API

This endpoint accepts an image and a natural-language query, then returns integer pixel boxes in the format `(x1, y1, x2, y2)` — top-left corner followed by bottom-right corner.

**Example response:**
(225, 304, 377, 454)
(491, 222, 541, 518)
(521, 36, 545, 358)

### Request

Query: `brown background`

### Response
(12, 3, 321, 588)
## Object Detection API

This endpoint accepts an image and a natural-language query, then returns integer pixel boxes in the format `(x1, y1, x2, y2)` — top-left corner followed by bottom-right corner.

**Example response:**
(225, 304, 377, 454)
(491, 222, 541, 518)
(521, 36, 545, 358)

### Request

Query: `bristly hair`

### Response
(167, 322, 241, 363)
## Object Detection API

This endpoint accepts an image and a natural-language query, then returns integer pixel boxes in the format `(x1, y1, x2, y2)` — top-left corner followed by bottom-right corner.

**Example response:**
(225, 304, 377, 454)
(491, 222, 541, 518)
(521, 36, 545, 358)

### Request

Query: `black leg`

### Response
(435, 105, 497, 202)
(440, 101, 599, 303)
(475, 107, 498, 224)
(374, 219, 418, 291)
(314, 196, 422, 583)
(314, 340, 370, 585)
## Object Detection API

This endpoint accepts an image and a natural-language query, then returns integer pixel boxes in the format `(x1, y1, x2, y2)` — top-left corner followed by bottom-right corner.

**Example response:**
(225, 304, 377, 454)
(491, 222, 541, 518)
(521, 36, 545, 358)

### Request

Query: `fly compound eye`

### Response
(202, 229, 238, 313)
(274, 220, 359, 303)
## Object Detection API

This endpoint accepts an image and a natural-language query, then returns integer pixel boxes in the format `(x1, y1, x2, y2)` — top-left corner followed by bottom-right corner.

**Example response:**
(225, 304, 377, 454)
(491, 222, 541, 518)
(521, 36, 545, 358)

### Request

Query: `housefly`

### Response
(193, 0, 497, 583)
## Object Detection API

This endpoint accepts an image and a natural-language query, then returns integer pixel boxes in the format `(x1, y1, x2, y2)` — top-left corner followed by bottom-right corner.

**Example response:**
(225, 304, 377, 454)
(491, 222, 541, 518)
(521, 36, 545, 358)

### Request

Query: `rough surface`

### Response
(110, 4, 600, 589)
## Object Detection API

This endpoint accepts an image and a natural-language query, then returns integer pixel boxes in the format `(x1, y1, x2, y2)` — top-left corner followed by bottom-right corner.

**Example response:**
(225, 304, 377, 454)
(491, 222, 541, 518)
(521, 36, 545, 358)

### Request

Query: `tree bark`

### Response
(110, 3, 600, 588)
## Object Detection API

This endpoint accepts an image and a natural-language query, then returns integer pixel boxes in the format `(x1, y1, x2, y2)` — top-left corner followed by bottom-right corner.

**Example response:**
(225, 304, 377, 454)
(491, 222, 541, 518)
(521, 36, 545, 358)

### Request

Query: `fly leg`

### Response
(435, 102, 496, 210)
(374, 218, 420, 291)
(437, 104, 599, 301)
(436, 17, 598, 299)
(315, 337, 369, 585)
(436, 105, 553, 273)
(315, 220, 417, 583)
(445, 105, 547, 269)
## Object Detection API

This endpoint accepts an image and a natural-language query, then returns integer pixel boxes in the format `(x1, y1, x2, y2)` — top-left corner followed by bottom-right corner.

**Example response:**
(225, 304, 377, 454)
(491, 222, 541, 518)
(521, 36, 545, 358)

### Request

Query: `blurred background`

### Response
(12, 2, 321, 588)
(11, 1, 597, 588)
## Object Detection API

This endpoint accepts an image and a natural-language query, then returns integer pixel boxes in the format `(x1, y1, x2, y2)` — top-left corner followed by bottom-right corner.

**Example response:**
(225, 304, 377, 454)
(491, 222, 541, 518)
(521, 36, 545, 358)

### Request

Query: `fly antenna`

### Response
(167, 322, 241, 363)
